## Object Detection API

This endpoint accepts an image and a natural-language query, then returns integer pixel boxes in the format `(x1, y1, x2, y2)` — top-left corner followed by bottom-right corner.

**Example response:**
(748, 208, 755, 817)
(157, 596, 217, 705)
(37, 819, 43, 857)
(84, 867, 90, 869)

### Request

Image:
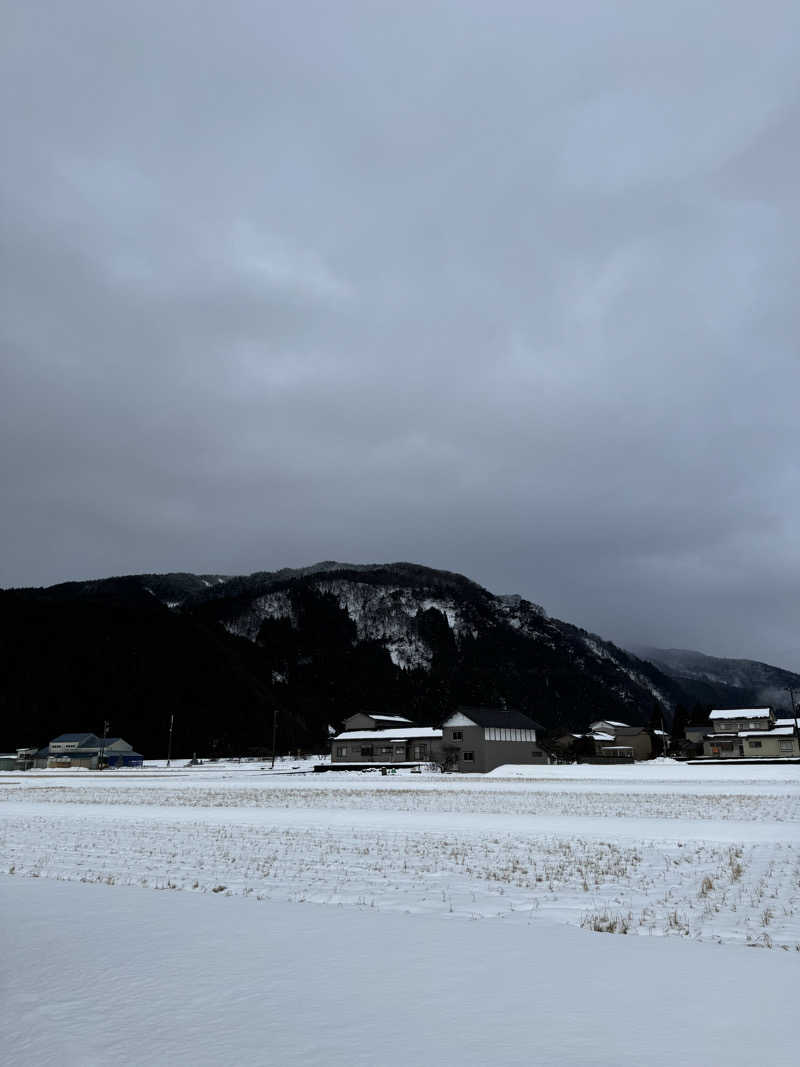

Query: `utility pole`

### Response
(786, 689, 800, 757)
(99, 719, 109, 769)
(271, 707, 278, 769)
(166, 710, 174, 767)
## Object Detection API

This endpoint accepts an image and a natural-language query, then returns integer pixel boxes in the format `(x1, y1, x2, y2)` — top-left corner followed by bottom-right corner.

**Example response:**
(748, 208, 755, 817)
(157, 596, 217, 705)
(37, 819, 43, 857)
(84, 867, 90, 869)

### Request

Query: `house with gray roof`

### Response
(440, 707, 548, 772)
(34, 733, 144, 769)
(329, 707, 549, 772)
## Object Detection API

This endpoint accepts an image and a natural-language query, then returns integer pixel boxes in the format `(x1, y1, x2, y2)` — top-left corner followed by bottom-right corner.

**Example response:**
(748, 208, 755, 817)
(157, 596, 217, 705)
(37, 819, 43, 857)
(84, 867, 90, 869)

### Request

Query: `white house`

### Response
(702, 708, 800, 759)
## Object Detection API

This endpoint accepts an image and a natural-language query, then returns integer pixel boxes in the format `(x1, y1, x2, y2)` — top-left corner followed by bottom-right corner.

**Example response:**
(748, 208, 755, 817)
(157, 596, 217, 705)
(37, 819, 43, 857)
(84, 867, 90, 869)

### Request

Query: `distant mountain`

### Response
(0, 562, 684, 756)
(629, 646, 800, 713)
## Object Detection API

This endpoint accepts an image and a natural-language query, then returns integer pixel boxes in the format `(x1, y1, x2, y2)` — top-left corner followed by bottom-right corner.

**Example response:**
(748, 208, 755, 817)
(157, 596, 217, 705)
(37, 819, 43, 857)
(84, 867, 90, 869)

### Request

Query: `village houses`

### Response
(330, 707, 548, 772)
(702, 708, 800, 759)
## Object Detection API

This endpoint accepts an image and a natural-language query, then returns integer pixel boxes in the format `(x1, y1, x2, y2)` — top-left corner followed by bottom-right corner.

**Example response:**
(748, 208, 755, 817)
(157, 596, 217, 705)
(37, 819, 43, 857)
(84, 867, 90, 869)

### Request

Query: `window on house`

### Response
(451, 730, 463, 741)
(336, 746, 347, 756)
(360, 746, 373, 757)
(380, 746, 392, 755)
(462, 751, 474, 762)
(413, 744, 427, 759)
(748, 740, 762, 748)
(779, 741, 793, 753)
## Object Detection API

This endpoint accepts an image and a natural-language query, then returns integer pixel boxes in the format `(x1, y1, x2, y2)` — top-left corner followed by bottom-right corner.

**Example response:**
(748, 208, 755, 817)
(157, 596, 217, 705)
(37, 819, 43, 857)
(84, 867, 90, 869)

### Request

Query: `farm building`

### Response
(33, 733, 144, 769)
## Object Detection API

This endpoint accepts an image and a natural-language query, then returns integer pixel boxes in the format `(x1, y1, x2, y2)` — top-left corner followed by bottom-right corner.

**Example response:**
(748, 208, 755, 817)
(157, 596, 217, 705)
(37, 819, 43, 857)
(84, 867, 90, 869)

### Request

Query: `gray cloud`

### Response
(3, 1, 800, 667)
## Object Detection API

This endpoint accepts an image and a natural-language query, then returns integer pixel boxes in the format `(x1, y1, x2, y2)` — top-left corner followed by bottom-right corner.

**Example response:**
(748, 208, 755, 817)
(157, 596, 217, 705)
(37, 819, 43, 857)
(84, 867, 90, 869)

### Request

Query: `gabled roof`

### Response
(449, 707, 543, 730)
(342, 713, 414, 728)
(50, 733, 100, 744)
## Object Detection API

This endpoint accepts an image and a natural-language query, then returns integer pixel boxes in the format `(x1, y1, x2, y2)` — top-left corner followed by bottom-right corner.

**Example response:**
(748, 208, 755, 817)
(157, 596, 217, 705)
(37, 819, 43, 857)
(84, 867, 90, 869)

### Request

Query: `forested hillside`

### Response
(1, 563, 684, 755)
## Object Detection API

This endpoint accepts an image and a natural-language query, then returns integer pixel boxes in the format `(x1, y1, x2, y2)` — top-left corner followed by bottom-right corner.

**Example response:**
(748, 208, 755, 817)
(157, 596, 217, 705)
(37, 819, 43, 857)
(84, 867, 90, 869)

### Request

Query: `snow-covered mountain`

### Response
(1, 562, 683, 755)
(173, 562, 681, 726)
(630, 646, 800, 712)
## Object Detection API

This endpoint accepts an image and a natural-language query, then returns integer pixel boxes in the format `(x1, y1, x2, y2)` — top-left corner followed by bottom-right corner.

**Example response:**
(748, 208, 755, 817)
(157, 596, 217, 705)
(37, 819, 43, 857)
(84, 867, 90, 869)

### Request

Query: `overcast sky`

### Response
(3, 1, 800, 667)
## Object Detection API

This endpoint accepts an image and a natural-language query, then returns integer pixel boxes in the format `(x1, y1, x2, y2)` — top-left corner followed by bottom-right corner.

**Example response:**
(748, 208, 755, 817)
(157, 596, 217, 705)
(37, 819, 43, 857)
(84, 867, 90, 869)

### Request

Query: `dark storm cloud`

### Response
(3, 1, 800, 666)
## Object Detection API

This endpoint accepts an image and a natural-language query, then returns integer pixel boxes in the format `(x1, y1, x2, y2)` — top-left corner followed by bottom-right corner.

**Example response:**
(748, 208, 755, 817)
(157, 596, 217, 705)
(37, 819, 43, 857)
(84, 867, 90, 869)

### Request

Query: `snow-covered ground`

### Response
(3, 874, 799, 1067)
(2, 761, 799, 1063)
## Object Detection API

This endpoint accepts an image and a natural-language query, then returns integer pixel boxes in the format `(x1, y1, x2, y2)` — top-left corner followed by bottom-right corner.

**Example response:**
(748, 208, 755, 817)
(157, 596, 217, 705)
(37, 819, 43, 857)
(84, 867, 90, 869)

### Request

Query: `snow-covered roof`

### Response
(737, 728, 794, 738)
(755, 728, 793, 737)
(590, 720, 629, 729)
(371, 715, 414, 723)
(708, 726, 795, 738)
(709, 708, 771, 720)
(333, 728, 442, 741)
(589, 732, 615, 741)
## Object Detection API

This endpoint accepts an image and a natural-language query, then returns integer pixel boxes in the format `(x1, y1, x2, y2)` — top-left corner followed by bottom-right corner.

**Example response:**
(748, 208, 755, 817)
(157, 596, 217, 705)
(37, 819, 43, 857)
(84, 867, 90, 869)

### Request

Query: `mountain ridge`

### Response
(630, 645, 800, 713)
(1, 562, 687, 755)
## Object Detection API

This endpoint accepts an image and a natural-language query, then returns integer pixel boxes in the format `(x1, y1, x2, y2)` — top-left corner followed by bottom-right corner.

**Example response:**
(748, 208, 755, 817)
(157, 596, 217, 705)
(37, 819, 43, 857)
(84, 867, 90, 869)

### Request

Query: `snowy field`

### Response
(3, 761, 800, 945)
(2, 760, 799, 1064)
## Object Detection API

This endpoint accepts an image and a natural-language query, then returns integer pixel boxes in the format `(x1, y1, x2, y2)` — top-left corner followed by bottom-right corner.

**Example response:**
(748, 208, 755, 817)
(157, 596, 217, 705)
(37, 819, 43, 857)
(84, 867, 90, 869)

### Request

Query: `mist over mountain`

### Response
(630, 646, 800, 713)
(1, 562, 686, 756)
